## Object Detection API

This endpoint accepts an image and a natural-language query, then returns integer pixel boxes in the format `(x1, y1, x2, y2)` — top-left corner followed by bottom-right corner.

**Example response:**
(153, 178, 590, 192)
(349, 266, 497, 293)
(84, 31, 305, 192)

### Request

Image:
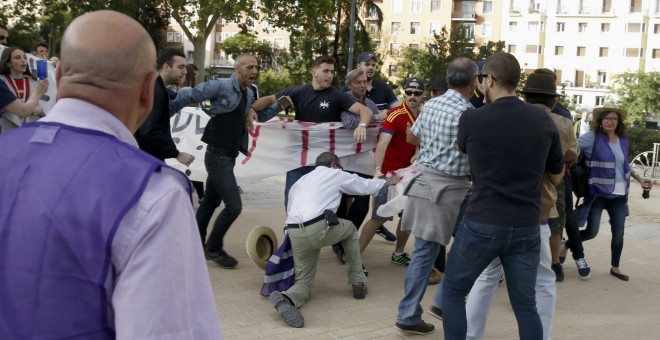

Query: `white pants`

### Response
(465, 224, 556, 340)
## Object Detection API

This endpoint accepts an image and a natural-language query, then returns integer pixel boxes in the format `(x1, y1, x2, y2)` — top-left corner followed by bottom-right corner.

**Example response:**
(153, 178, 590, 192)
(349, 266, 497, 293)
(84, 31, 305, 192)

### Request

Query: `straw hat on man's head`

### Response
(246, 225, 278, 270)
(593, 102, 628, 121)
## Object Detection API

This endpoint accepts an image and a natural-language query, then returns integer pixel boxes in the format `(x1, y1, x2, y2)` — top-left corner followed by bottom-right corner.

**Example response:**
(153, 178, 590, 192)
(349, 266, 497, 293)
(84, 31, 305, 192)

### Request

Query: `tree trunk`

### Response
(193, 36, 208, 83)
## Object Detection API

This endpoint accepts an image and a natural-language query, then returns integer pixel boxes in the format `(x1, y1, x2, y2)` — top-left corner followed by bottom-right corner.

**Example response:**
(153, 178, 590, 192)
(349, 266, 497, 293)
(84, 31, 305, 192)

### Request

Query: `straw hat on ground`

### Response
(246, 225, 278, 270)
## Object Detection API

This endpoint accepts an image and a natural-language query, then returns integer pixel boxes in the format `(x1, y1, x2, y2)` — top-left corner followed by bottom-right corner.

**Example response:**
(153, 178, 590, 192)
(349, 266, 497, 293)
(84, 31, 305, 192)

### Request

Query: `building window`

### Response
(625, 47, 640, 57)
(557, 22, 565, 32)
(573, 95, 583, 104)
(653, 49, 660, 58)
(526, 44, 539, 54)
(601, 23, 610, 32)
(483, 0, 493, 13)
(430, 0, 442, 13)
(599, 47, 609, 57)
(389, 43, 401, 56)
(482, 23, 492, 36)
(273, 38, 284, 48)
(368, 23, 379, 36)
(187, 51, 194, 60)
(392, 0, 403, 13)
(508, 44, 517, 53)
(509, 22, 518, 32)
(429, 21, 441, 34)
(464, 23, 475, 40)
(528, 21, 539, 32)
(655, 24, 660, 34)
(167, 32, 174, 42)
(627, 23, 641, 32)
(391, 22, 401, 35)
(598, 71, 607, 84)
(409, 43, 420, 49)
(215, 32, 222, 43)
(578, 23, 588, 32)
(366, 7, 379, 19)
(388, 64, 399, 77)
(555, 46, 564, 55)
(575, 70, 585, 87)
(603, 0, 613, 13)
(595, 96, 605, 106)
(410, 22, 421, 35)
(411, 0, 422, 13)
(554, 69, 563, 85)
(630, 0, 642, 13)
(577, 46, 586, 56)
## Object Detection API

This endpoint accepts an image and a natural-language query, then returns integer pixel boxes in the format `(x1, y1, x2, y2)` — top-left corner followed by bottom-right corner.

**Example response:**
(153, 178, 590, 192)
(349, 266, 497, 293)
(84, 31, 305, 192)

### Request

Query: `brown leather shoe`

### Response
(428, 268, 443, 285)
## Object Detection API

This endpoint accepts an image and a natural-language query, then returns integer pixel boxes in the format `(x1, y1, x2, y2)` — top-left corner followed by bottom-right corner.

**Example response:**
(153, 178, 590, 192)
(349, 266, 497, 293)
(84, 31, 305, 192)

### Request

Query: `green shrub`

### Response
(627, 127, 660, 162)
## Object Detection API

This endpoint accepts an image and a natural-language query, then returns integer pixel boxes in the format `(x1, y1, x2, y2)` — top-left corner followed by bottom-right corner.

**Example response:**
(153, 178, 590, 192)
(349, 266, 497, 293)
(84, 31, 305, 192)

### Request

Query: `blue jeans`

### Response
(582, 195, 627, 267)
(196, 152, 242, 253)
(396, 236, 441, 325)
(442, 219, 542, 340)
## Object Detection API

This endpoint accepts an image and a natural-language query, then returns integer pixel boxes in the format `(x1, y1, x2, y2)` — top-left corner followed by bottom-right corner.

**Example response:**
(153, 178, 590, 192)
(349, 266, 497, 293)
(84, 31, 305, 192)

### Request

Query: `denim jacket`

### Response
(169, 73, 278, 122)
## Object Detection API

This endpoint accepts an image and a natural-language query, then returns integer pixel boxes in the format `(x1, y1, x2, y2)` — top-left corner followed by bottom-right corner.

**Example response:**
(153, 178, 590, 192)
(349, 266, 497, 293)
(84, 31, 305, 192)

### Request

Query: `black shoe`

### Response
(332, 244, 346, 264)
(352, 282, 367, 299)
(376, 225, 397, 241)
(428, 305, 443, 320)
(395, 320, 435, 335)
(269, 291, 304, 328)
(206, 249, 238, 268)
(551, 263, 564, 282)
(610, 269, 629, 281)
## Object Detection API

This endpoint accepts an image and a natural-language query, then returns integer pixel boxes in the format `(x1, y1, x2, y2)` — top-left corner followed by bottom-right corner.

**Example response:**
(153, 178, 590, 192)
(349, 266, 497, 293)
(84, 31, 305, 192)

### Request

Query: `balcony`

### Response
(452, 12, 477, 21)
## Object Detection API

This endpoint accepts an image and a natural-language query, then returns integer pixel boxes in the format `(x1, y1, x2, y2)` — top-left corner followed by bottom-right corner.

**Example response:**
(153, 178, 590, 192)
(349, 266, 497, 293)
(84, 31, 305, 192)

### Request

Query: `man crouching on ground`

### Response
(269, 152, 400, 327)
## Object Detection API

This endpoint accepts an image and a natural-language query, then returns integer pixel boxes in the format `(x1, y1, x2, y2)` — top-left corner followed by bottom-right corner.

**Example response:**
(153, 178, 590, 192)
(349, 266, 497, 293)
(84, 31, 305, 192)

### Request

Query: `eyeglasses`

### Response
(603, 117, 619, 122)
(404, 90, 424, 97)
(477, 73, 497, 83)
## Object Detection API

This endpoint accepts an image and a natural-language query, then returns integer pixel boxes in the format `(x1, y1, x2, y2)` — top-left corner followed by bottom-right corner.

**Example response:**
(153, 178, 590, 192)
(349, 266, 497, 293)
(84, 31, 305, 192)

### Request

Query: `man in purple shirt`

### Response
(0, 10, 221, 339)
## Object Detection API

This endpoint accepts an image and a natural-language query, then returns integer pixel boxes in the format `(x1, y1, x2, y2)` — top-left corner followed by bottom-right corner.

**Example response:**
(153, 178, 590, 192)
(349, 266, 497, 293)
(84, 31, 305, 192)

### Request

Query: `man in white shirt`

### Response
(269, 152, 399, 328)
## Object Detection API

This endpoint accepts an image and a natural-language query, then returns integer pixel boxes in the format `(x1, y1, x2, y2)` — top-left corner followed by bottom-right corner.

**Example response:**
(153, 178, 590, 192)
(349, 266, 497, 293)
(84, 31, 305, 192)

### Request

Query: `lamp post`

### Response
(347, 0, 356, 72)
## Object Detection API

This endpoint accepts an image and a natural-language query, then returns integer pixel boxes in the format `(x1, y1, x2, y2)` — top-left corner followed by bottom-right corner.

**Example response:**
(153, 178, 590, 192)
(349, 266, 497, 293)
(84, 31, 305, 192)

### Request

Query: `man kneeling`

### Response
(270, 152, 399, 327)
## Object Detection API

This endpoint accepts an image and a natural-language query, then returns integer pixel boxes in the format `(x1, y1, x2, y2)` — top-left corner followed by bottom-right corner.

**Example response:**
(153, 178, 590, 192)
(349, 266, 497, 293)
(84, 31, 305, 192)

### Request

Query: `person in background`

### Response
(32, 42, 49, 59)
(573, 103, 652, 282)
(574, 110, 590, 137)
(0, 24, 9, 45)
(0, 46, 49, 132)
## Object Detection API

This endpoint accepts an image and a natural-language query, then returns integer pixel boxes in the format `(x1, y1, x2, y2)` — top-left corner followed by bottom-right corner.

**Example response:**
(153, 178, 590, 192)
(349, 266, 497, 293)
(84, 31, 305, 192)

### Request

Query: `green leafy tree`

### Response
(257, 69, 294, 97)
(610, 71, 660, 125)
(170, 0, 256, 83)
(476, 41, 506, 61)
(221, 33, 288, 71)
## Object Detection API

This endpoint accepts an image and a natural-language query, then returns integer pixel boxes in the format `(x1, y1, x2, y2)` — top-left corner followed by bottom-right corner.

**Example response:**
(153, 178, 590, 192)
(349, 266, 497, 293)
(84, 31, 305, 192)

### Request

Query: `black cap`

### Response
(357, 52, 378, 63)
(431, 77, 448, 91)
(404, 77, 425, 91)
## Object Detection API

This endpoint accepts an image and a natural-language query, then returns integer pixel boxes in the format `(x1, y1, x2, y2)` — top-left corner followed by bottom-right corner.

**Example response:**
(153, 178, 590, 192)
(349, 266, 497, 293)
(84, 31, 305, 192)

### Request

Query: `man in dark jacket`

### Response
(135, 48, 195, 166)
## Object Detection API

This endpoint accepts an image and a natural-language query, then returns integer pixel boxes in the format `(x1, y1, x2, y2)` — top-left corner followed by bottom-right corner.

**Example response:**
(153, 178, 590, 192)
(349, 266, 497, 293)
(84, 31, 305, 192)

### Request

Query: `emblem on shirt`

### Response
(319, 101, 330, 109)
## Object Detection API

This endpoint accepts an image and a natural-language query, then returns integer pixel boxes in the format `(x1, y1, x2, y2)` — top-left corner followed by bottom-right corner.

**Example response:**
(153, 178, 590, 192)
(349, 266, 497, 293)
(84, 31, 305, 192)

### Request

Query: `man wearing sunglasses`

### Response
(394, 58, 478, 335)
(359, 77, 424, 267)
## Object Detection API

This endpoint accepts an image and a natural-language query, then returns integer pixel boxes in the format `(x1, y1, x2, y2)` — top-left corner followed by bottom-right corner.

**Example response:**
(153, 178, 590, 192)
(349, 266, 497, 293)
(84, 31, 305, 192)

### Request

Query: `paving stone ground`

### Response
(201, 176, 660, 339)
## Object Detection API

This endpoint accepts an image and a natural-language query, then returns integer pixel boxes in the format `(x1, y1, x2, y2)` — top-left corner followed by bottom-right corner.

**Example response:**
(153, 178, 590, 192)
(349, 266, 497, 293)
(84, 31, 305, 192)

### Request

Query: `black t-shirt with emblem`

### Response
(276, 84, 356, 122)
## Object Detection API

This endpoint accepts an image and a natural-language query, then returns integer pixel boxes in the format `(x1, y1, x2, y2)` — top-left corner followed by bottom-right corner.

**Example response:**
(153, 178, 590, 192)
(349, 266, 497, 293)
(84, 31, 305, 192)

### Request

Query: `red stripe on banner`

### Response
(301, 130, 309, 166)
(241, 126, 261, 164)
(355, 141, 362, 154)
(329, 129, 335, 153)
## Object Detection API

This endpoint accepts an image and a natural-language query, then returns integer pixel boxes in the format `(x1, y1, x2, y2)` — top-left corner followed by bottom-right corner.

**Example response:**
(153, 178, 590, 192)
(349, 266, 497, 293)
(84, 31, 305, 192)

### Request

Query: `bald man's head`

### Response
(57, 11, 158, 132)
(59, 11, 156, 88)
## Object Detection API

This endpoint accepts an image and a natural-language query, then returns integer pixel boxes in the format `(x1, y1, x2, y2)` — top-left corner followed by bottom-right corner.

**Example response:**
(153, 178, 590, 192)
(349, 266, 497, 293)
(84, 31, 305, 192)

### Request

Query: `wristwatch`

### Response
(358, 122, 367, 128)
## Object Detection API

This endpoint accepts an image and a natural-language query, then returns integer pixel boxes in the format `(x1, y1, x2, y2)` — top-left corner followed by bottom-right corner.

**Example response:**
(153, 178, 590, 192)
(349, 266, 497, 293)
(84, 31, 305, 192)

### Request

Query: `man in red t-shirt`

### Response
(359, 77, 424, 266)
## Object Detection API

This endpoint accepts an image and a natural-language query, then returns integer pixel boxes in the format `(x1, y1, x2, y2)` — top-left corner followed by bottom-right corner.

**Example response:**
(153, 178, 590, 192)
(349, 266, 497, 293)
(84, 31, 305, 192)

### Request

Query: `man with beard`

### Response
(360, 77, 426, 266)
(135, 48, 195, 166)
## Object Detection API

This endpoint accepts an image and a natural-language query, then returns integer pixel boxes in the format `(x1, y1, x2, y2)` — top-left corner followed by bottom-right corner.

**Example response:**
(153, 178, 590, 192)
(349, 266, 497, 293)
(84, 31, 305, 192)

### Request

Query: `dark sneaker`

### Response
(376, 225, 397, 241)
(551, 263, 564, 282)
(428, 305, 443, 320)
(352, 282, 368, 299)
(391, 252, 412, 266)
(269, 291, 304, 328)
(575, 258, 591, 280)
(332, 244, 346, 264)
(205, 249, 238, 268)
(395, 320, 435, 335)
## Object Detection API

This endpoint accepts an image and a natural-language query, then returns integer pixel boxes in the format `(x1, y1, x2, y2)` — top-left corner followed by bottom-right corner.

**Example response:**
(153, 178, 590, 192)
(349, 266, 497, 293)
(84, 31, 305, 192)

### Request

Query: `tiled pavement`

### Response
(203, 176, 660, 339)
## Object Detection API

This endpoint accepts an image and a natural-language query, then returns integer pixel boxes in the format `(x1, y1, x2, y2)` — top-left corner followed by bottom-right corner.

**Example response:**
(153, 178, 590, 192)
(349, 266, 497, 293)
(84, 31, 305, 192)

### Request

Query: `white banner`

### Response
(166, 107, 379, 184)
(0, 45, 57, 114)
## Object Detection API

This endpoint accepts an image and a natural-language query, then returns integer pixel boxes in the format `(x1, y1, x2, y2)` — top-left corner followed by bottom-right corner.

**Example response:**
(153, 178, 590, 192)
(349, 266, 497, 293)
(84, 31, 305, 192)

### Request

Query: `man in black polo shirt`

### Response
(441, 52, 564, 339)
(353, 52, 400, 111)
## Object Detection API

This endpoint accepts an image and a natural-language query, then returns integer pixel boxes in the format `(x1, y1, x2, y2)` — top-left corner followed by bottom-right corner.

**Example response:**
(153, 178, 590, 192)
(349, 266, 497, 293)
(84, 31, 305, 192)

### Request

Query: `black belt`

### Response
(206, 145, 239, 158)
(287, 215, 325, 229)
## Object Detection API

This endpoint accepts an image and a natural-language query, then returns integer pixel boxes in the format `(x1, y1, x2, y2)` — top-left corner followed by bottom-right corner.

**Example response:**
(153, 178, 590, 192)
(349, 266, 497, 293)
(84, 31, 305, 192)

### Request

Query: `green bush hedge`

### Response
(627, 127, 660, 162)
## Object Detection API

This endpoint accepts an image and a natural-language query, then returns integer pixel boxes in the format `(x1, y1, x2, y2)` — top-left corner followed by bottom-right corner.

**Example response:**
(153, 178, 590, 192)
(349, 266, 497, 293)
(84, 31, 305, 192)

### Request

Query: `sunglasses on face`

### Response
(404, 90, 424, 97)
(477, 73, 497, 83)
